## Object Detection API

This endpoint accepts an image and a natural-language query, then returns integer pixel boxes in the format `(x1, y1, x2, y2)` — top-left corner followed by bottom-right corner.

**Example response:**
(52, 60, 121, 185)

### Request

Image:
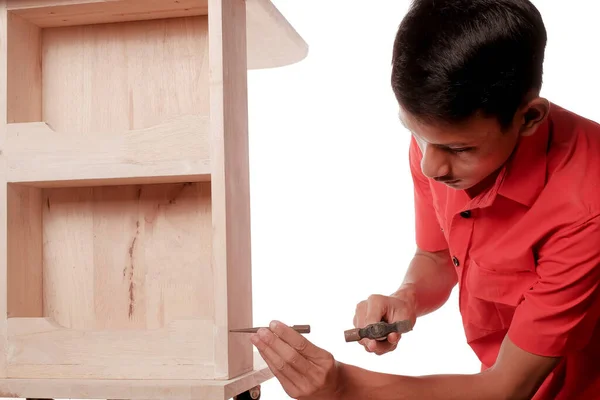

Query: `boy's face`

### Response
(399, 100, 548, 193)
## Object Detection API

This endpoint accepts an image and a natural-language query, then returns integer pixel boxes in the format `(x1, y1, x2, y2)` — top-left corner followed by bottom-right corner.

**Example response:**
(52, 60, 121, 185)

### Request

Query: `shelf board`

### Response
(7, 0, 308, 69)
(7, 317, 217, 380)
(4, 114, 210, 188)
(0, 353, 272, 400)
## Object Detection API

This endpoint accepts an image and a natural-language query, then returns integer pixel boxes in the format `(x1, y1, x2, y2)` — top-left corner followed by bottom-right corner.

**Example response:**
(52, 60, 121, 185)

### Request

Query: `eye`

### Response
(450, 147, 472, 153)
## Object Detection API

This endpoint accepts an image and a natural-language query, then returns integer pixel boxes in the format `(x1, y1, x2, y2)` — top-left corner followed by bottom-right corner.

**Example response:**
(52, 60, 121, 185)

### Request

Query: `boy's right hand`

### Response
(353, 291, 417, 355)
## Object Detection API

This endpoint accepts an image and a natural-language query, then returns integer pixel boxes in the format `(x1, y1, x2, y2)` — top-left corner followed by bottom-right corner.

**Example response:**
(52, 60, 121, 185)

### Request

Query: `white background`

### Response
(247, 0, 600, 398)
(1, 1, 598, 400)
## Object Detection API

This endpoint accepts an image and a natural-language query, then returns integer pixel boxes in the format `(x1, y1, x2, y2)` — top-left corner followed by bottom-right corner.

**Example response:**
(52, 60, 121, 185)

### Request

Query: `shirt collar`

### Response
(495, 114, 550, 207)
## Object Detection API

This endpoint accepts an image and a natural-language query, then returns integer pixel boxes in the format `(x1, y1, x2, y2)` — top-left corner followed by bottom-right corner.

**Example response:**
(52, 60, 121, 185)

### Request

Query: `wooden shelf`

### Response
(0, 353, 272, 400)
(7, 317, 216, 380)
(7, 0, 308, 69)
(4, 115, 210, 187)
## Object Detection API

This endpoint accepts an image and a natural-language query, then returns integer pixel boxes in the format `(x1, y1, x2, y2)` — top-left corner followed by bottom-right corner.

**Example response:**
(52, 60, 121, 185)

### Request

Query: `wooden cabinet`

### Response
(0, 0, 307, 398)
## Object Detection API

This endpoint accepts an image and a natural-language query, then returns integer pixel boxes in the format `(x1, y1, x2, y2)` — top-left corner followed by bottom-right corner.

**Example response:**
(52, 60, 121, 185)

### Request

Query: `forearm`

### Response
(336, 362, 510, 400)
(393, 249, 457, 317)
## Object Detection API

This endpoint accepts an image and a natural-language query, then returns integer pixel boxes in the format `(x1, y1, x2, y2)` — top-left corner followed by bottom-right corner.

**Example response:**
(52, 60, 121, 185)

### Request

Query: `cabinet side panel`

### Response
(7, 12, 41, 123)
(0, 0, 7, 379)
(209, 0, 253, 379)
(4, 9, 45, 328)
(7, 185, 42, 318)
(42, 16, 210, 134)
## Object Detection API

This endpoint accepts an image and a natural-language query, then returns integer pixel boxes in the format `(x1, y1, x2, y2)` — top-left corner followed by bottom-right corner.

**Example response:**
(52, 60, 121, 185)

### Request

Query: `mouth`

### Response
(442, 179, 462, 187)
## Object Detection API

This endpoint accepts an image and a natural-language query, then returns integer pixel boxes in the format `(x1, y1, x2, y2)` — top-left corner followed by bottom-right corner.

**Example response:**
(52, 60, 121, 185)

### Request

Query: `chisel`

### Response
(230, 324, 311, 334)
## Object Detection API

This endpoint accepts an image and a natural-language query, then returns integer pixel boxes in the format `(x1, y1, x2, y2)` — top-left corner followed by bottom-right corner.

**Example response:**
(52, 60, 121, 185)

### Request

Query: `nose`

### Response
(420, 144, 450, 180)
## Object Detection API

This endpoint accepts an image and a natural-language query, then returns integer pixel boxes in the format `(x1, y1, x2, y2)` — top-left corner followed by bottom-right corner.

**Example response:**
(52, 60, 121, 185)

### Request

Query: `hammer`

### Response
(344, 320, 413, 342)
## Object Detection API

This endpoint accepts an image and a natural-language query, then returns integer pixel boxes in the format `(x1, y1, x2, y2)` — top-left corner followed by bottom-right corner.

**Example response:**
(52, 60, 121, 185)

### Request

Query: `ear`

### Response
(519, 97, 550, 137)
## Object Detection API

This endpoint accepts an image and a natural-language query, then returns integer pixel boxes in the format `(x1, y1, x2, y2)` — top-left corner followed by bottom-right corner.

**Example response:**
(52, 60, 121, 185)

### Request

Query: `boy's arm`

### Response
(394, 247, 457, 318)
(337, 334, 559, 400)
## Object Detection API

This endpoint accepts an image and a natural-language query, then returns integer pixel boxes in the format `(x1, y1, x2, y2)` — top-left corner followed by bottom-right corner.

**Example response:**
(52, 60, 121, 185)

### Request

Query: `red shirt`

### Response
(410, 103, 600, 399)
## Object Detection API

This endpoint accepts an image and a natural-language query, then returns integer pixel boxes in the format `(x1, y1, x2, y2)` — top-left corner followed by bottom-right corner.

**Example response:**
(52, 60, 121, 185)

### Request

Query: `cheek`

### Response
(455, 155, 500, 178)
(470, 150, 510, 177)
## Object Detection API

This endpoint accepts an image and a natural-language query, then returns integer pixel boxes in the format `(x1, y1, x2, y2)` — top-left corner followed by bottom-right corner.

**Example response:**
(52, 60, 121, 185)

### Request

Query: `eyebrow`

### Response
(397, 113, 474, 148)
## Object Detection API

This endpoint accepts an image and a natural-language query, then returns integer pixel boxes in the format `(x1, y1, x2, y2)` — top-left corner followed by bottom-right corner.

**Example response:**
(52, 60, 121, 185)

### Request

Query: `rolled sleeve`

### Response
(508, 214, 600, 357)
(409, 137, 448, 252)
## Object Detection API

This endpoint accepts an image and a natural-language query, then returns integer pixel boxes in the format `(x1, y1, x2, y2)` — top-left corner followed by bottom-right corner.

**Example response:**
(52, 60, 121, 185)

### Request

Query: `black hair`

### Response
(391, 0, 547, 130)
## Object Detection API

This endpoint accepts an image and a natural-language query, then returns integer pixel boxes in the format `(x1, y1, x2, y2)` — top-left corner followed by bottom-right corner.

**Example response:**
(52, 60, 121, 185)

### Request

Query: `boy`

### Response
(251, 1, 600, 398)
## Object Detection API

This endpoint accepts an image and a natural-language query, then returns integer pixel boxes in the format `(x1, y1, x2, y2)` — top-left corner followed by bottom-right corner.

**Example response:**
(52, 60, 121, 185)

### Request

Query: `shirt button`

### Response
(452, 256, 460, 267)
(460, 210, 471, 218)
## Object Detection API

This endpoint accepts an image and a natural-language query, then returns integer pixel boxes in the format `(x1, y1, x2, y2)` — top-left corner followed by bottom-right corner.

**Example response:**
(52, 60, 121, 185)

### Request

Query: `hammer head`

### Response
(344, 320, 413, 342)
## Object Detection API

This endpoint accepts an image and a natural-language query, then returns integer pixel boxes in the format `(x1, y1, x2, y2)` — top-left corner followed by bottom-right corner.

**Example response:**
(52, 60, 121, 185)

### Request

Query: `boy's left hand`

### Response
(251, 321, 343, 400)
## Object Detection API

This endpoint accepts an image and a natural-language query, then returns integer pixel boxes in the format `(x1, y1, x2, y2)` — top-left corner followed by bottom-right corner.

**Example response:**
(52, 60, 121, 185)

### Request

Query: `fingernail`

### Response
(258, 328, 270, 339)
(269, 321, 277, 330)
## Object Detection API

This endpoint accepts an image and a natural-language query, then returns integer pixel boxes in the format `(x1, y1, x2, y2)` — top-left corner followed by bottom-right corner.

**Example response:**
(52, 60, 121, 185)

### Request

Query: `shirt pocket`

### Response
(464, 254, 538, 340)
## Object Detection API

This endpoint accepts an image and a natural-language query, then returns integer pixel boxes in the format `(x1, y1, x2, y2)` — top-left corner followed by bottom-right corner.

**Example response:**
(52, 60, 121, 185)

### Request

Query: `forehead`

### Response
(398, 107, 500, 146)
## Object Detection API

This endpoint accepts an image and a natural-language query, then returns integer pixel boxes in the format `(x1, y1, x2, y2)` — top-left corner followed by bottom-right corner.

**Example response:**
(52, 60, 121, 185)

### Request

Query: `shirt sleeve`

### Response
(409, 137, 448, 252)
(508, 214, 600, 357)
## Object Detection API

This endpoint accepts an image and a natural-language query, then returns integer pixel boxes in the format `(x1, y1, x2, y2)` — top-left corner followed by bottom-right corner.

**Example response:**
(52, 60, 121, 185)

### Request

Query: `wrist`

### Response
(332, 362, 357, 400)
(393, 283, 417, 307)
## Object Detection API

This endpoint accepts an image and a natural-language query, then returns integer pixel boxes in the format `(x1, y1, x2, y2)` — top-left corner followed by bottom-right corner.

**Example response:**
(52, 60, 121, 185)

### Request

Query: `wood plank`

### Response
(5, 115, 210, 187)
(41, 181, 213, 331)
(7, 0, 308, 70)
(41, 16, 210, 134)
(5, 1, 44, 325)
(246, 0, 309, 69)
(6, 12, 41, 123)
(7, 0, 207, 27)
(0, 353, 271, 399)
(7, 185, 43, 318)
(6, 317, 216, 380)
(209, 0, 254, 380)
(0, 0, 8, 379)
(9, 0, 122, 9)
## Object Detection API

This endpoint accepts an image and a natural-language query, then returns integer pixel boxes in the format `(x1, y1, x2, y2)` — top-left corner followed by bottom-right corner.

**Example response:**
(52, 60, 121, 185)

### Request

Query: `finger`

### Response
(367, 340, 397, 355)
(354, 301, 367, 328)
(268, 321, 334, 389)
(359, 338, 375, 351)
(269, 321, 325, 361)
(261, 323, 314, 376)
(387, 332, 401, 345)
(255, 347, 302, 399)
(251, 332, 308, 396)
(365, 295, 386, 325)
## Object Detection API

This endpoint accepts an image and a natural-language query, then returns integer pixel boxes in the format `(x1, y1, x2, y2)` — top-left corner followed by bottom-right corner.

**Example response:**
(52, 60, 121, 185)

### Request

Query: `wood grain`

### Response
(6, 12, 41, 123)
(7, 0, 308, 70)
(7, 185, 42, 318)
(0, 0, 9, 378)
(7, 0, 207, 27)
(0, 353, 271, 399)
(7, 318, 216, 380)
(42, 181, 213, 331)
(41, 15, 210, 133)
(5, 115, 210, 187)
(209, 0, 254, 379)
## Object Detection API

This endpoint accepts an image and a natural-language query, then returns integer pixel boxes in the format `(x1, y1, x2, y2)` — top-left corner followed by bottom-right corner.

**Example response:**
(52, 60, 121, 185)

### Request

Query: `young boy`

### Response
(250, 1, 600, 399)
